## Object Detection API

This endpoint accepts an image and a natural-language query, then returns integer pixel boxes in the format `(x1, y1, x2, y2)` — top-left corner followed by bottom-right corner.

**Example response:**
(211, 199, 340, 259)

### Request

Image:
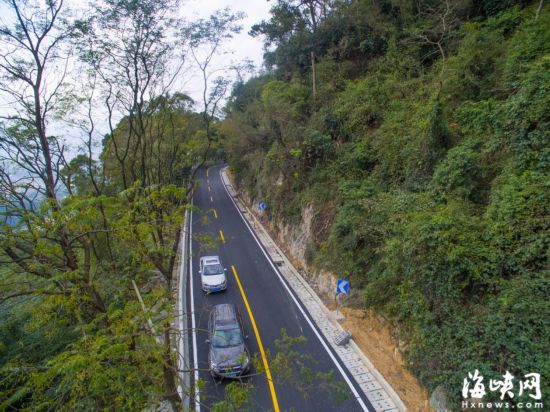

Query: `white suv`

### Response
(199, 256, 227, 293)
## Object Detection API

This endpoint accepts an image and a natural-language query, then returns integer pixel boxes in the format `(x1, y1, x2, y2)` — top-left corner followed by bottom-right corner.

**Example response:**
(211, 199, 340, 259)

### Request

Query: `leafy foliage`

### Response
(223, 1, 550, 408)
(0, 0, 231, 409)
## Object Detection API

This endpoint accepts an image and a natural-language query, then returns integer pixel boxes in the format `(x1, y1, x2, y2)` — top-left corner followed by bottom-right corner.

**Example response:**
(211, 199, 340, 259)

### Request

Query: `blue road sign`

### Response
(258, 201, 266, 211)
(336, 278, 350, 295)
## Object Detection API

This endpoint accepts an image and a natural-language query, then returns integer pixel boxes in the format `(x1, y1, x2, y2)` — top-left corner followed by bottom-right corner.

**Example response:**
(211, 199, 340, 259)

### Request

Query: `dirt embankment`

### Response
(340, 307, 433, 411)
(301, 267, 434, 412)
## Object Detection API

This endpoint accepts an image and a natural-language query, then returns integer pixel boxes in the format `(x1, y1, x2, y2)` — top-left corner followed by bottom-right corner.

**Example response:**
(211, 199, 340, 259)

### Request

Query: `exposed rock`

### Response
(430, 385, 451, 412)
(274, 203, 314, 269)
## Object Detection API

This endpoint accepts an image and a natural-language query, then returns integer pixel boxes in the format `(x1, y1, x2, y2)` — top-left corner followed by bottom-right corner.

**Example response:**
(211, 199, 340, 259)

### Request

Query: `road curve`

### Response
(185, 165, 374, 411)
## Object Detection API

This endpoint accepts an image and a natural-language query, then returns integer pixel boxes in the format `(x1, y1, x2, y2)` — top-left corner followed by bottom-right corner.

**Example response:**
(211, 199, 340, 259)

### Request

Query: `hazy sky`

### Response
(180, 0, 272, 100)
(0, 0, 272, 158)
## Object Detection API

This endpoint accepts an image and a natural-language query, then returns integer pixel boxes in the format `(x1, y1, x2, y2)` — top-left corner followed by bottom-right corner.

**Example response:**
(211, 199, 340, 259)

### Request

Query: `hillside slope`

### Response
(222, 1, 549, 408)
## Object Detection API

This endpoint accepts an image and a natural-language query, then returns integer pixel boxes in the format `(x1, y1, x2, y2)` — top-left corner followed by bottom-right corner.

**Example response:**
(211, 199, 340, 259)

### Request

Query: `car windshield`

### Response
(203, 263, 223, 276)
(212, 328, 243, 348)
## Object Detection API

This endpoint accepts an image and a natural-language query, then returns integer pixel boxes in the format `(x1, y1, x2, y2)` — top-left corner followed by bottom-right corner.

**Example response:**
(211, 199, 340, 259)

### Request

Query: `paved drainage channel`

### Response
(220, 168, 406, 412)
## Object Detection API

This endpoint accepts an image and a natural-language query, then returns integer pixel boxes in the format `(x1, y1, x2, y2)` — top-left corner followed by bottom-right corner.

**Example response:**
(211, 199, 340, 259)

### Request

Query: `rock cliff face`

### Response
(273, 205, 341, 301)
(241, 188, 337, 299)
(273, 203, 313, 269)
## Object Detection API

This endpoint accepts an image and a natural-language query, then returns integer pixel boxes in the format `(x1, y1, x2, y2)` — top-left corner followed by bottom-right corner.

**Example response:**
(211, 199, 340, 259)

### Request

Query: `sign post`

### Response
(335, 278, 350, 319)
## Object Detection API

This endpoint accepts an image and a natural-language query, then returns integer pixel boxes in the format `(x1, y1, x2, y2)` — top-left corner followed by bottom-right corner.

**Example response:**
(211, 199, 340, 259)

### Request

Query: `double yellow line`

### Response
(231, 265, 280, 412)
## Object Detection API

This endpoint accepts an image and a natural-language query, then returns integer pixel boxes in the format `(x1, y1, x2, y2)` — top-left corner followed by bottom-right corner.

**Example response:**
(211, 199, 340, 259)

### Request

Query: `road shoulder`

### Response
(174, 209, 191, 409)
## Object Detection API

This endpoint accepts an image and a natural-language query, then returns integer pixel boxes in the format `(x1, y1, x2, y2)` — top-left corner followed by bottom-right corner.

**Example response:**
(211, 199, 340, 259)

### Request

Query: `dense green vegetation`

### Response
(0, 0, 224, 409)
(223, 0, 549, 407)
(0, 1, 347, 410)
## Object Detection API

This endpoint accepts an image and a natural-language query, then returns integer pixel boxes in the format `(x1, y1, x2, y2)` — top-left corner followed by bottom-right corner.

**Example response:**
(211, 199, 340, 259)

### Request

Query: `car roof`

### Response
(201, 255, 220, 265)
(212, 304, 238, 329)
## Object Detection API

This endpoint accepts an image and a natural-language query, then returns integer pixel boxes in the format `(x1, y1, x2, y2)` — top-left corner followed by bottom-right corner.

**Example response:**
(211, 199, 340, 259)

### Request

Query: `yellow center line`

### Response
(231, 265, 280, 412)
(219, 230, 225, 243)
(211, 209, 218, 219)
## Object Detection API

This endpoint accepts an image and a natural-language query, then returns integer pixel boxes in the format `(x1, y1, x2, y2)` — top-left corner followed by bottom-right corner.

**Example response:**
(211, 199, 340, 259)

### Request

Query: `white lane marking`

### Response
(177, 210, 188, 400)
(189, 200, 201, 412)
(218, 167, 370, 412)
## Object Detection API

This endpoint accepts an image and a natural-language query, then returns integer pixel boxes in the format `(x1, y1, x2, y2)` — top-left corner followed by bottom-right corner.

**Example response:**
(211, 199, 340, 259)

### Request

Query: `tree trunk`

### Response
(536, 0, 544, 19)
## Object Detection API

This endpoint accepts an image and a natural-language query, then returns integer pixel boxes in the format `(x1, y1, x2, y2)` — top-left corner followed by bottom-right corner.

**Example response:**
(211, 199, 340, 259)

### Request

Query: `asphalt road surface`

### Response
(186, 165, 373, 411)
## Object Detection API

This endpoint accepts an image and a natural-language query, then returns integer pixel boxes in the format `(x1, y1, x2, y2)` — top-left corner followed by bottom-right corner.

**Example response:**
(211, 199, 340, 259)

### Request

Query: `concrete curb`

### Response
(175, 209, 190, 409)
(221, 167, 406, 412)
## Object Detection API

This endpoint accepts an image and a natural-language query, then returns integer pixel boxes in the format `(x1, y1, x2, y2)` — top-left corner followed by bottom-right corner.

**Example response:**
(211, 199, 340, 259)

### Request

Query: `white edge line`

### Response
(219, 167, 370, 412)
(177, 210, 188, 401)
(189, 199, 201, 412)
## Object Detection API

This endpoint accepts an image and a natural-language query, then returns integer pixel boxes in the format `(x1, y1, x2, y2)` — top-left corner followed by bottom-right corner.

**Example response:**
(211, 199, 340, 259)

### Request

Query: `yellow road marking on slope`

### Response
(219, 230, 225, 243)
(211, 209, 218, 219)
(231, 265, 280, 412)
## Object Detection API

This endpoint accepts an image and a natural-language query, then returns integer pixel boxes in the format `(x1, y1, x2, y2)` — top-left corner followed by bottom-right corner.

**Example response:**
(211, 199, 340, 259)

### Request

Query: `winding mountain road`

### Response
(185, 165, 373, 411)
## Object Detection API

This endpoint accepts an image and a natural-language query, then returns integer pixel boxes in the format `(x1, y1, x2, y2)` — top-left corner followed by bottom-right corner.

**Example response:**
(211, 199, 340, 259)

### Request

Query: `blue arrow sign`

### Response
(336, 278, 350, 295)
(258, 201, 266, 211)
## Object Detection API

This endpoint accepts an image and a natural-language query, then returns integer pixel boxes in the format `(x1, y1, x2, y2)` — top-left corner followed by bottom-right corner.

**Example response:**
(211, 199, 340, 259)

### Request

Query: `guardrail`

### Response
(175, 208, 190, 409)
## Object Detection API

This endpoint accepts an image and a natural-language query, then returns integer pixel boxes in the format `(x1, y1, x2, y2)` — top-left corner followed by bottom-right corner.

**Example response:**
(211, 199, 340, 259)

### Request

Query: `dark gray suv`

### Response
(207, 303, 250, 378)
